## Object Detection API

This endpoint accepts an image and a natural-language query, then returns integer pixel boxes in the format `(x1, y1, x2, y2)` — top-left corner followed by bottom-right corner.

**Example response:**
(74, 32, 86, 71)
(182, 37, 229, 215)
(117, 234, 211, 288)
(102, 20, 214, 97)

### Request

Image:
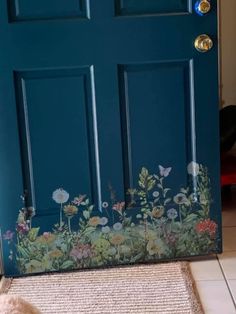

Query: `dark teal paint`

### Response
(0, 0, 221, 276)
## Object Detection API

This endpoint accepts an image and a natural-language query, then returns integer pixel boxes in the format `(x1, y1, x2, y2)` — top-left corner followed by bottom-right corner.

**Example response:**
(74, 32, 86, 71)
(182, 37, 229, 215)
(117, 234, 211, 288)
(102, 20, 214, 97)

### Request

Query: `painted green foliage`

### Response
(4, 162, 219, 275)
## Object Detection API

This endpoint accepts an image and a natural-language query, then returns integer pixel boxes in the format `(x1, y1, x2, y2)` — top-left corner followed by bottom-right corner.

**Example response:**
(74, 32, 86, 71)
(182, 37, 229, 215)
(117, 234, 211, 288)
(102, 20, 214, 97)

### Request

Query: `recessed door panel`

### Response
(119, 62, 192, 194)
(14, 68, 100, 219)
(115, 0, 189, 16)
(8, 0, 88, 21)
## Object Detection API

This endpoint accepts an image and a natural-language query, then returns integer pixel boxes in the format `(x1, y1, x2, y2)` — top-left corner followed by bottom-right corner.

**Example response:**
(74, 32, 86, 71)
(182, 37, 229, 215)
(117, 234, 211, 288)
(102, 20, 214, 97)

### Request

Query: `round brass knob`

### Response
(194, 34, 213, 53)
(195, 0, 211, 15)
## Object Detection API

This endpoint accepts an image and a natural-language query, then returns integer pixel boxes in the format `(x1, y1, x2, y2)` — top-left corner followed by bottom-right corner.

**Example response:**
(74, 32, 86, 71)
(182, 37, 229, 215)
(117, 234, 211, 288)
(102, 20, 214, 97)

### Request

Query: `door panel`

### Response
(14, 68, 100, 217)
(8, 0, 88, 21)
(119, 62, 192, 194)
(115, 0, 189, 15)
(0, 0, 221, 277)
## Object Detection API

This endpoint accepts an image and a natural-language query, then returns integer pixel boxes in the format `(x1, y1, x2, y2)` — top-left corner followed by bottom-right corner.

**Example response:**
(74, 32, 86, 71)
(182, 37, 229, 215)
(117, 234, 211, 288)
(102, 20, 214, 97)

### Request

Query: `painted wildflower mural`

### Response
(4, 162, 219, 275)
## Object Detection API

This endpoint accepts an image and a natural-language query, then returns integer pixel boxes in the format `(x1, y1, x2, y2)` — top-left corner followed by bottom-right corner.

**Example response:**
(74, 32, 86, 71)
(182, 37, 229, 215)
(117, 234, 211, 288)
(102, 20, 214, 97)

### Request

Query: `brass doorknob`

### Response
(194, 34, 213, 52)
(195, 0, 211, 15)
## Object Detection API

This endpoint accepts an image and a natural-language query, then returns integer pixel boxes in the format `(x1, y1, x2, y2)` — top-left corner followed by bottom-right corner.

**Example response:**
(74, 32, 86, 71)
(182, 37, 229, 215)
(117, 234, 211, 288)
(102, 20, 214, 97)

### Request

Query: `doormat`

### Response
(0, 262, 203, 314)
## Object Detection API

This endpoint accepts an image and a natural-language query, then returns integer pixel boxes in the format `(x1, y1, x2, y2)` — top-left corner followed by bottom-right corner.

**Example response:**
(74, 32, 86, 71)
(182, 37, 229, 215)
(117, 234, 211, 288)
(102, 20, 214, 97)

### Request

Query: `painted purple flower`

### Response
(3, 230, 14, 241)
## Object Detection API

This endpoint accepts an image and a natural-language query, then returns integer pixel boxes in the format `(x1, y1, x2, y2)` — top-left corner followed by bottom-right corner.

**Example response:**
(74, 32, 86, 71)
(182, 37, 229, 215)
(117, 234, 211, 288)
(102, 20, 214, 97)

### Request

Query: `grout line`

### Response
(216, 255, 236, 309)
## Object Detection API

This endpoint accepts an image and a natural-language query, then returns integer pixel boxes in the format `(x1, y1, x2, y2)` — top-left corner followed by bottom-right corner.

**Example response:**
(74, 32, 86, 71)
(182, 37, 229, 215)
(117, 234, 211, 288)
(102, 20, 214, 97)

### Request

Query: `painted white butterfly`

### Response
(159, 165, 172, 177)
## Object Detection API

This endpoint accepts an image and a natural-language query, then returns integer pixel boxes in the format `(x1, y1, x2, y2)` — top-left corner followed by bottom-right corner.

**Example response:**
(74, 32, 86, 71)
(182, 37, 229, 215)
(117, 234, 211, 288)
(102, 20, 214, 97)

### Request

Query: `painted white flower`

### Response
(52, 188, 69, 204)
(167, 208, 178, 220)
(136, 214, 142, 219)
(187, 161, 200, 176)
(108, 247, 117, 256)
(152, 191, 160, 198)
(99, 217, 108, 226)
(131, 223, 135, 227)
(173, 193, 190, 205)
(102, 201, 109, 208)
(101, 226, 110, 234)
(120, 245, 131, 254)
(113, 222, 123, 231)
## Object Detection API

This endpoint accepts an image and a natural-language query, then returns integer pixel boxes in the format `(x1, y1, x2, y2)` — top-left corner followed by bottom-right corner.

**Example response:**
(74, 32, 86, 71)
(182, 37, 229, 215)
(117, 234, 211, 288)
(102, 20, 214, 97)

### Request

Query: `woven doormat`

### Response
(0, 262, 203, 314)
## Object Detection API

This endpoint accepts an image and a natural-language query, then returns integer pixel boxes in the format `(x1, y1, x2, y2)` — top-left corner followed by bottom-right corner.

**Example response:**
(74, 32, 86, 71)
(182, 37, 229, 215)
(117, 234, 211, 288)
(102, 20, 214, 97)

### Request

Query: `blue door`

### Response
(0, 0, 221, 277)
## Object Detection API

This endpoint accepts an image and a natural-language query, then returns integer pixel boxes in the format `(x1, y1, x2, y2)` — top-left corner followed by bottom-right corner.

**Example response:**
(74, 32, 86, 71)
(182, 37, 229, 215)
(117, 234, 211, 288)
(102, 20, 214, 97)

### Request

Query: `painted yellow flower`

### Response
(25, 260, 43, 273)
(146, 230, 157, 241)
(49, 248, 63, 259)
(147, 239, 161, 256)
(110, 234, 125, 246)
(36, 232, 56, 245)
(93, 238, 110, 252)
(63, 205, 78, 217)
(88, 216, 100, 227)
(151, 206, 164, 218)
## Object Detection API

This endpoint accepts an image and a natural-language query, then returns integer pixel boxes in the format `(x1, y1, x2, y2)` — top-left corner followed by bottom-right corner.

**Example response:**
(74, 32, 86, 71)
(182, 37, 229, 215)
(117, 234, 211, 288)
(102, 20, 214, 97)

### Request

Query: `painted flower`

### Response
(151, 206, 164, 218)
(113, 222, 123, 231)
(3, 230, 14, 241)
(72, 195, 86, 206)
(196, 219, 217, 237)
(70, 243, 93, 261)
(102, 202, 109, 208)
(108, 247, 117, 256)
(136, 214, 142, 219)
(93, 238, 110, 252)
(52, 188, 69, 204)
(120, 245, 131, 255)
(101, 226, 111, 234)
(63, 205, 78, 217)
(187, 161, 200, 176)
(152, 191, 160, 198)
(174, 193, 190, 206)
(147, 239, 161, 256)
(167, 208, 178, 220)
(110, 234, 125, 246)
(99, 217, 108, 226)
(88, 216, 101, 227)
(49, 248, 63, 259)
(112, 202, 125, 214)
(37, 232, 56, 245)
(16, 223, 29, 235)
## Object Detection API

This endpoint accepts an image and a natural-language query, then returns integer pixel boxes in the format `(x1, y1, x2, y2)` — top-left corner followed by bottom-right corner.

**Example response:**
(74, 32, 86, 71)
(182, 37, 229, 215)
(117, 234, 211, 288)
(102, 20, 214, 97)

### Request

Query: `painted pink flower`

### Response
(196, 219, 217, 238)
(16, 223, 29, 235)
(70, 243, 94, 261)
(3, 230, 14, 241)
(112, 202, 125, 214)
(72, 195, 86, 206)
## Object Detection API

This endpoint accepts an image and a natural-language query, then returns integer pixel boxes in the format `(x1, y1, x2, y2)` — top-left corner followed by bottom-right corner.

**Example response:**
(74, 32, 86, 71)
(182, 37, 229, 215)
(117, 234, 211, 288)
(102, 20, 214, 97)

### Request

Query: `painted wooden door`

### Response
(0, 0, 221, 277)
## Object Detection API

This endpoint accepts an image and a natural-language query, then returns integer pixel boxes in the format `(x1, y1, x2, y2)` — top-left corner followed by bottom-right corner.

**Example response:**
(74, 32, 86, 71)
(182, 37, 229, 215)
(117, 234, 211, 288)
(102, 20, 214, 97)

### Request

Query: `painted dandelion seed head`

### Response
(167, 208, 178, 220)
(52, 188, 69, 204)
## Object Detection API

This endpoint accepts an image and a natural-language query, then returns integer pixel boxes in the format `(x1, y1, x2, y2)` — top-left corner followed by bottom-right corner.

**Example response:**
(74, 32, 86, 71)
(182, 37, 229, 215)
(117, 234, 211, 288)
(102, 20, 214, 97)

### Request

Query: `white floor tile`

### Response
(223, 227, 236, 252)
(228, 280, 236, 305)
(196, 280, 236, 314)
(218, 252, 236, 280)
(190, 258, 224, 281)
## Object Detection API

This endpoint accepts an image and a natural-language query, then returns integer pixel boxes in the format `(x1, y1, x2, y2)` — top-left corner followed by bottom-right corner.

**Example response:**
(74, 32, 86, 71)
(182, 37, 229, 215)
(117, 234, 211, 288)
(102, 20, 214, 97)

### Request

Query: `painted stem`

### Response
(60, 203, 63, 227)
(68, 217, 71, 233)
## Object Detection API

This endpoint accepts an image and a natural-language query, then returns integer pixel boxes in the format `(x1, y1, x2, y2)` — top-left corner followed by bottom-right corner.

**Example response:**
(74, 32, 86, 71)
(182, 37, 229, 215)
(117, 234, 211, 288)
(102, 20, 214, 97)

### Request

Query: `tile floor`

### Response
(190, 190, 236, 313)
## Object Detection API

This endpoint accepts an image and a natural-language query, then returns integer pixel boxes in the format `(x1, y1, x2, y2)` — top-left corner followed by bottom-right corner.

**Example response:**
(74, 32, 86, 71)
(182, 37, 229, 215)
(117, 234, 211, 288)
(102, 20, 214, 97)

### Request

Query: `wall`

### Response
(220, 0, 236, 107)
